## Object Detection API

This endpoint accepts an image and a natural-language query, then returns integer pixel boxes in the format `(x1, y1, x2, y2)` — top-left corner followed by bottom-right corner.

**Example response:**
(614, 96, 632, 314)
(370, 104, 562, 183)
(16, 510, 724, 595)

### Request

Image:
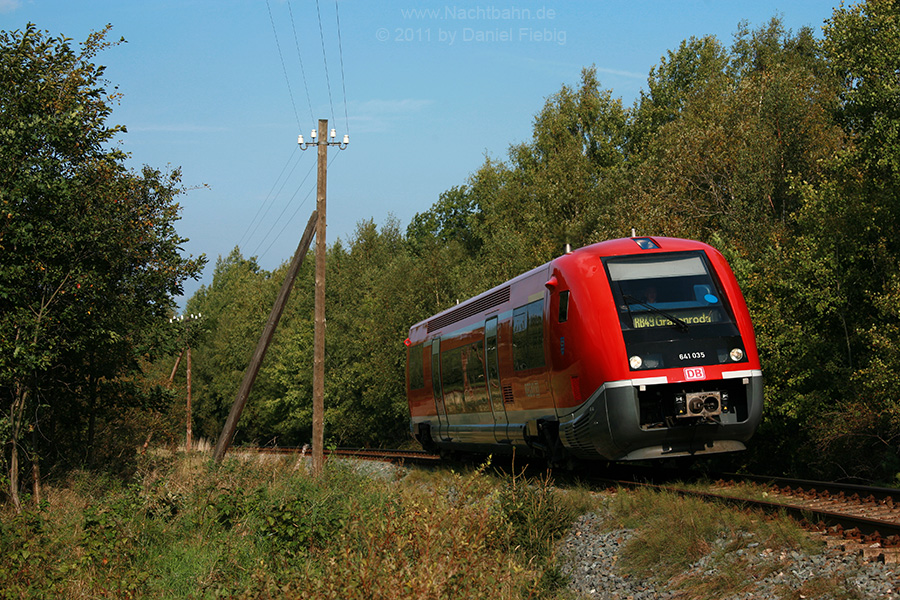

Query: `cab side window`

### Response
(558, 290, 570, 323)
(408, 344, 424, 390)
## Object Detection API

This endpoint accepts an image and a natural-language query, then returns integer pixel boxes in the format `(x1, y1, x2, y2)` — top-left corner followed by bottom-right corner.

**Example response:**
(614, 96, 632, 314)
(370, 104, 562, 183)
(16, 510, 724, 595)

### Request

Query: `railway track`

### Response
(717, 474, 900, 539)
(248, 445, 441, 465)
(609, 470, 900, 563)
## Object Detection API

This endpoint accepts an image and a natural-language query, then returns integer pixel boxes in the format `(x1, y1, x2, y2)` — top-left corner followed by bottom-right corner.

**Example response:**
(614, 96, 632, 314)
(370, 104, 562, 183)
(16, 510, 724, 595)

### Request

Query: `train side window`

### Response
(463, 342, 490, 412)
(408, 344, 424, 390)
(558, 290, 570, 323)
(441, 347, 465, 414)
(513, 300, 546, 371)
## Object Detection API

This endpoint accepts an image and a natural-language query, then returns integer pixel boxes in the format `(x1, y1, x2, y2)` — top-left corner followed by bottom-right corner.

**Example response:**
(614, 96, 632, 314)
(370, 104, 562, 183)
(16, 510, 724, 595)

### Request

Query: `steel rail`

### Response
(613, 478, 900, 540)
(718, 472, 900, 504)
(247, 445, 442, 463)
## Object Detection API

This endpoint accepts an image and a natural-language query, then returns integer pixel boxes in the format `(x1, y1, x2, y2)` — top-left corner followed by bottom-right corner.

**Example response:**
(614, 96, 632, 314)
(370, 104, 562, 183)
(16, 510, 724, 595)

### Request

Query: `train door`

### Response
(485, 317, 508, 443)
(430, 338, 449, 440)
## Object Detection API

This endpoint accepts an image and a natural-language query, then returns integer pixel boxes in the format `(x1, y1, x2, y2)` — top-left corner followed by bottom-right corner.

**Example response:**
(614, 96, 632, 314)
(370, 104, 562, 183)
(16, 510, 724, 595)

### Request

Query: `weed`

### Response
(600, 485, 828, 598)
(497, 468, 594, 560)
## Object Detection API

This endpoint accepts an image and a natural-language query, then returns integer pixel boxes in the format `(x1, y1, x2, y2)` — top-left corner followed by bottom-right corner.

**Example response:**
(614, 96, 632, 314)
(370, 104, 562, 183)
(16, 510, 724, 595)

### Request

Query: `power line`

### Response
(265, 0, 301, 130)
(252, 159, 318, 259)
(287, 0, 316, 124)
(246, 1, 351, 265)
(241, 150, 309, 254)
(315, 0, 336, 126)
(257, 150, 343, 262)
(257, 183, 315, 261)
(334, 0, 350, 134)
(237, 147, 301, 250)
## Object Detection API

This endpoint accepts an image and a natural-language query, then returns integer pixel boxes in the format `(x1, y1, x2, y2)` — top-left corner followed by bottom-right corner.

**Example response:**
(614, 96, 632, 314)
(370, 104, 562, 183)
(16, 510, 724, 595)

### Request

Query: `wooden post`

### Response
(213, 210, 319, 463)
(312, 118, 327, 477)
(186, 346, 193, 452)
(169, 348, 184, 384)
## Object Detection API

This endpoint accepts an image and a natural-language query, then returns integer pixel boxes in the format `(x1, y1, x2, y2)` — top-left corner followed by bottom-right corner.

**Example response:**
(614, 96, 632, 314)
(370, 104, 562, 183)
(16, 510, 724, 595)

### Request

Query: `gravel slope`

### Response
(557, 511, 900, 599)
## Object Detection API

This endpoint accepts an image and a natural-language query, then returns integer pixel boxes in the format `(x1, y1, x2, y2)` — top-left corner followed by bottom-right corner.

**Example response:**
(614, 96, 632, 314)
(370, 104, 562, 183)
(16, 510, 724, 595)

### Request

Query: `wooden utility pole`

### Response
(168, 315, 199, 452)
(312, 118, 327, 476)
(298, 118, 348, 477)
(213, 210, 319, 463)
(186, 346, 193, 452)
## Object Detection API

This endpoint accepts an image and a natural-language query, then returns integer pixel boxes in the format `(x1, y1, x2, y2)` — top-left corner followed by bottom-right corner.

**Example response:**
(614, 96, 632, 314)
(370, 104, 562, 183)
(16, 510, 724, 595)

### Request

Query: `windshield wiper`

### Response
(623, 294, 689, 332)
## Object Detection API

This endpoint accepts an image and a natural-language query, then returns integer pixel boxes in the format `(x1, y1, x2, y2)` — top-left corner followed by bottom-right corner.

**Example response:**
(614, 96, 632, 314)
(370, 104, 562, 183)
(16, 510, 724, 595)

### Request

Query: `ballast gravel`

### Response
(556, 511, 900, 599)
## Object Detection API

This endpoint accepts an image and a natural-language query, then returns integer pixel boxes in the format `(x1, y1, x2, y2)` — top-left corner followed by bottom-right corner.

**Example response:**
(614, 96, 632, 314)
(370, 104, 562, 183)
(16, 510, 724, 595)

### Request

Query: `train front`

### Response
(554, 237, 763, 460)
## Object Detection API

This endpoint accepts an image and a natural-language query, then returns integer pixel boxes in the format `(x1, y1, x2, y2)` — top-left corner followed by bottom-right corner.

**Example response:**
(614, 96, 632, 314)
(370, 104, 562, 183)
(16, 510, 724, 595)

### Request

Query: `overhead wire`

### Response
(252, 159, 318, 260)
(238, 147, 306, 251)
(245, 0, 350, 264)
(315, 0, 336, 126)
(334, 0, 350, 134)
(257, 151, 343, 261)
(287, 0, 316, 124)
(265, 0, 301, 130)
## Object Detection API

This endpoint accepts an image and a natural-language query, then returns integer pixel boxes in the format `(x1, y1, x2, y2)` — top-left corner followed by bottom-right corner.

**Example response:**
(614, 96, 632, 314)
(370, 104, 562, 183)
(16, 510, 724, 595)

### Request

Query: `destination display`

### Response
(631, 309, 720, 329)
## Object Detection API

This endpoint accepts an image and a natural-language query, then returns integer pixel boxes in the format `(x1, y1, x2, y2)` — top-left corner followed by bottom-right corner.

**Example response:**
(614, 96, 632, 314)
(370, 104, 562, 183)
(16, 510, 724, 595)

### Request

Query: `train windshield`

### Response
(605, 251, 734, 332)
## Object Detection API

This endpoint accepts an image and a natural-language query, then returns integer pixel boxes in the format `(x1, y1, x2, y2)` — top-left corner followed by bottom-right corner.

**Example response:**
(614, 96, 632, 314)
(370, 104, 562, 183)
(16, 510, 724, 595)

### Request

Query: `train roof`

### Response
(579, 236, 717, 257)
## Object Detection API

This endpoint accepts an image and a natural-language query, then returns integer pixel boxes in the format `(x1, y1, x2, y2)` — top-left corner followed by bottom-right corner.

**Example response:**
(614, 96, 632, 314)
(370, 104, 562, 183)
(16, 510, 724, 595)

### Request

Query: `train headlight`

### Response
(629, 355, 643, 369)
(729, 348, 744, 362)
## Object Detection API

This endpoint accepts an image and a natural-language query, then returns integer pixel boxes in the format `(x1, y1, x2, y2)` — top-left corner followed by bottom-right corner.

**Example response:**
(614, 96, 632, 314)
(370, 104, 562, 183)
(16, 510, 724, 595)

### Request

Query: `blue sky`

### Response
(2, 0, 838, 306)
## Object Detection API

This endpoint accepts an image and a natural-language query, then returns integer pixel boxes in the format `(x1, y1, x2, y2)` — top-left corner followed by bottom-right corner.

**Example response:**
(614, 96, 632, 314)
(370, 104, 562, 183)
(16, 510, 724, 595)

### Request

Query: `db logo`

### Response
(684, 367, 706, 381)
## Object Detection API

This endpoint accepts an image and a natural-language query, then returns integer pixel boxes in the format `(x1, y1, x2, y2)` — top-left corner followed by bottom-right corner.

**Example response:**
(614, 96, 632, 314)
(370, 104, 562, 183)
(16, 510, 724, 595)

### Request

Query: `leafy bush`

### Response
(0, 451, 598, 599)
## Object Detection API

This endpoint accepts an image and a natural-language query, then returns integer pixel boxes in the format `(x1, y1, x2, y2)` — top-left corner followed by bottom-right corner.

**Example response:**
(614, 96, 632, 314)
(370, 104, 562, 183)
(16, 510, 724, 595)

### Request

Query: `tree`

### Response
(824, 0, 900, 180)
(628, 35, 731, 156)
(625, 20, 840, 250)
(458, 68, 629, 284)
(407, 185, 482, 256)
(795, 0, 900, 480)
(0, 24, 204, 508)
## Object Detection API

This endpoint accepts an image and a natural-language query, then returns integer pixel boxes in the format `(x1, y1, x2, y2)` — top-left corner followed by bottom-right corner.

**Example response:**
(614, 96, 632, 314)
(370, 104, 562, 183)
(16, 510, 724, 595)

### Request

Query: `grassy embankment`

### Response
(0, 449, 841, 599)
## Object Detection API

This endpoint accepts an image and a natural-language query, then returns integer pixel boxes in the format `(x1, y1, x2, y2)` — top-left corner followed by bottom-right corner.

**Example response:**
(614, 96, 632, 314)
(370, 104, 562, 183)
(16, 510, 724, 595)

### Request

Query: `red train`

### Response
(405, 236, 763, 463)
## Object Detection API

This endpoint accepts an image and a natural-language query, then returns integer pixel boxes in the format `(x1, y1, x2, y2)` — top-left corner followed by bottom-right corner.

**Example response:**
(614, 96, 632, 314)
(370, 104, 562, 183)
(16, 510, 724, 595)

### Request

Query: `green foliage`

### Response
(746, 0, 900, 480)
(407, 185, 482, 255)
(0, 23, 204, 499)
(0, 505, 57, 598)
(207, 477, 349, 557)
(629, 34, 731, 154)
(824, 0, 900, 179)
(185, 249, 282, 442)
(475, 68, 629, 273)
(2, 452, 589, 599)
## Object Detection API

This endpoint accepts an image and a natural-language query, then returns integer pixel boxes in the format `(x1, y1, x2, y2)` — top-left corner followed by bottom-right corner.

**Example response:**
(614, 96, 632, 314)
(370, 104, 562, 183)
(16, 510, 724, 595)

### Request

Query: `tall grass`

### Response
(0, 451, 591, 599)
